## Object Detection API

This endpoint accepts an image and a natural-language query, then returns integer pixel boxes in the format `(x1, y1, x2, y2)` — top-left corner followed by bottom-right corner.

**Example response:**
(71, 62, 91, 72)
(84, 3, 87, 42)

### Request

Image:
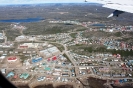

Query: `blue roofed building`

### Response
(32, 57, 43, 64)
(123, 79, 127, 82)
(0, 33, 4, 39)
(119, 79, 123, 83)
(6, 72, 14, 78)
(129, 60, 133, 65)
(127, 62, 131, 66)
(104, 41, 109, 46)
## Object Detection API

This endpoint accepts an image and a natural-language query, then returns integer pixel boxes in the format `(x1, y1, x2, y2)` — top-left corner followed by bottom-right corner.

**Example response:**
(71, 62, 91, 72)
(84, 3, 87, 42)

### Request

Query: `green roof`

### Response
(44, 67, 51, 71)
(20, 73, 29, 79)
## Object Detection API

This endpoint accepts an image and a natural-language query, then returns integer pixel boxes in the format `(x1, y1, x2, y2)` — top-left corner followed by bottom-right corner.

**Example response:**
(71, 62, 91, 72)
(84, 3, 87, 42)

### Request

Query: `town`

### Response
(0, 19, 133, 88)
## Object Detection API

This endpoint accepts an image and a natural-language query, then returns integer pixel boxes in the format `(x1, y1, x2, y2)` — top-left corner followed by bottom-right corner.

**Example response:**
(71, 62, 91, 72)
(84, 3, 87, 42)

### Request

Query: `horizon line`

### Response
(0, 2, 98, 6)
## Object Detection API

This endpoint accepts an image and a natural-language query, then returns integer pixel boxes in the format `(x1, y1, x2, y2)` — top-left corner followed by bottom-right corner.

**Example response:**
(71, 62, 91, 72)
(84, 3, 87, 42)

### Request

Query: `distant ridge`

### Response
(0, 3, 101, 7)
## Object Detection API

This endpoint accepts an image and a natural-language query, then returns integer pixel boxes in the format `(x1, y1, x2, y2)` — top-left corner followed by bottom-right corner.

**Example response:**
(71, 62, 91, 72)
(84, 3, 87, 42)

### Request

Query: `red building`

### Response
(52, 56, 57, 61)
(19, 45, 28, 49)
(47, 58, 51, 61)
(14, 74, 18, 79)
(7, 56, 17, 62)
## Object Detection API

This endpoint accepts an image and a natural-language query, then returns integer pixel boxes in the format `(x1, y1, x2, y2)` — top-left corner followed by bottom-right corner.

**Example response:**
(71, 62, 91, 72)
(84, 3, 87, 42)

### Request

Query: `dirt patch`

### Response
(34, 84, 73, 88)
(111, 84, 133, 88)
(17, 85, 30, 88)
(88, 77, 106, 88)
(34, 84, 54, 88)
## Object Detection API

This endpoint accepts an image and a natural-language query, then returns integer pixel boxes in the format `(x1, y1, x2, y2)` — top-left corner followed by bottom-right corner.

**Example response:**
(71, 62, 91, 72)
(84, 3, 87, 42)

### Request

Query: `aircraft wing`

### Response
(86, 0, 133, 14)
(103, 3, 133, 14)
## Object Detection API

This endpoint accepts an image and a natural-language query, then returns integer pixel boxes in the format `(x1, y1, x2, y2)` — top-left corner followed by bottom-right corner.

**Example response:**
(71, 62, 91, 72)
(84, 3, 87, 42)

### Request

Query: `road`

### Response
(1, 39, 133, 88)
(3, 62, 132, 82)
(2, 30, 7, 43)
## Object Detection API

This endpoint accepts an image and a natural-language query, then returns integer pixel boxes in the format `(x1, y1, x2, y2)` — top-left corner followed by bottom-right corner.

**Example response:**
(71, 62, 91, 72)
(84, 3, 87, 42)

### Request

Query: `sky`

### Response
(0, 0, 90, 5)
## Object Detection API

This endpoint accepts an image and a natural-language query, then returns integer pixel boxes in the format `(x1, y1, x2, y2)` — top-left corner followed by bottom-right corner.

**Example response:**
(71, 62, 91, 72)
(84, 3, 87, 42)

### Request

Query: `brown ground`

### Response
(34, 84, 73, 88)
(17, 85, 30, 88)
(111, 84, 133, 88)
(16, 78, 133, 88)
(87, 77, 106, 88)
(34, 84, 54, 88)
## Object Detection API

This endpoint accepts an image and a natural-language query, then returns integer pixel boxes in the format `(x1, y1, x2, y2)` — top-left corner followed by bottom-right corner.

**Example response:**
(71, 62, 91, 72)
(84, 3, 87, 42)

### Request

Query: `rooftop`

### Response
(8, 56, 17, 61)
(6, 72, 14, 78)
(20, 73, 29, 79)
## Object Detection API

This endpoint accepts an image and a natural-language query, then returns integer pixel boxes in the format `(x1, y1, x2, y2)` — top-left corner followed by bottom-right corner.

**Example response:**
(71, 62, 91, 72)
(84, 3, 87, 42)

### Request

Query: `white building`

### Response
(15, 35, 28, 41)
(79, 67, 86, 69)
(53, 72, 60, 76)
(1, 69, 6, 74)
(0, 56, 5, 60)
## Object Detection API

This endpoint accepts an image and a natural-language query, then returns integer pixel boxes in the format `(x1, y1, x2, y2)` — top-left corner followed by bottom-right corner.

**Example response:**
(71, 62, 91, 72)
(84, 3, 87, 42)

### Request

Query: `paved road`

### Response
(2, 40, 133, 87)
(2, 30, 7, 43)
(9, 69, 133, 83)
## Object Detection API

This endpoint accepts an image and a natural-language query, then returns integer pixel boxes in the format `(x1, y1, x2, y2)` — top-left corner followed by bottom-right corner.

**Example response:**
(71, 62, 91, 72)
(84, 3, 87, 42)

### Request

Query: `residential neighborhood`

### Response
(0, 19, 133, 88)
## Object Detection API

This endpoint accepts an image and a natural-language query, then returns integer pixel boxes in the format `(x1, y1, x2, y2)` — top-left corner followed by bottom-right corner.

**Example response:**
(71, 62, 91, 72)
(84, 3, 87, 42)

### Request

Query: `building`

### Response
(0, 56, 5, 60)
(40, 50, 52, 57)
(7, 56, 17, 62)
(62, 73, 69, 77)
(20, 73, 29, 79)
(40, 46, 60, 57)
(52, 56, 57, 61)
(54, 68, 61, 71)
(19, 43, 36, 49)
(14, 74, 18, 79)
(23, 60, 30, 66)
(19, 45, 28, 49)
(45, 67, 51, 71)
(32, 57, 42, 64)
(47, 46, 60, 55)
(47, 58, 51, 61)
(6, 72, 14, 78)
(79, 67, 86, 69)
(15, 35, 28, 41)
(1, 69, 6, 74)
(53, 72, 60, 76)
(0, 33, 4, 39)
